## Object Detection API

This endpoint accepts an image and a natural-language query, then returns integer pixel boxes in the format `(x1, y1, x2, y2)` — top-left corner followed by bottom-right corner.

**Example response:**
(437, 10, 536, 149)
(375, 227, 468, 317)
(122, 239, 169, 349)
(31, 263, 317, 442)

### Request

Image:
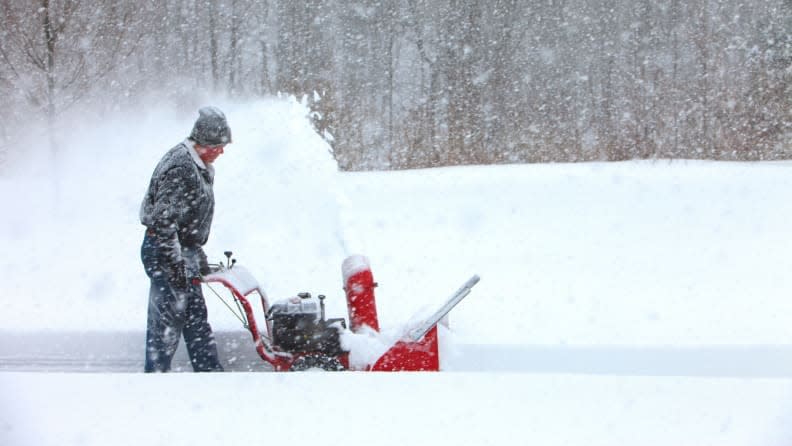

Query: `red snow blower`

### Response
(203, 251, 479, 371)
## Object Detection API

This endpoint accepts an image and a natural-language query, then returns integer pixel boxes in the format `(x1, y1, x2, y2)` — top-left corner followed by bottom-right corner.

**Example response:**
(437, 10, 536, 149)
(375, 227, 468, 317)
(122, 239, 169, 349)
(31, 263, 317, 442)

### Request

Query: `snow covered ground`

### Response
(2, 97, 792, 445)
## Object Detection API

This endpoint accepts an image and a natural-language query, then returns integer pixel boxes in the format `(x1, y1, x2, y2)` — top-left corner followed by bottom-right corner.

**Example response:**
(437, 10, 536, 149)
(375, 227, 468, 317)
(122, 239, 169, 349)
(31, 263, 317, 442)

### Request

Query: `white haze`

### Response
(1, 97, 792, 445)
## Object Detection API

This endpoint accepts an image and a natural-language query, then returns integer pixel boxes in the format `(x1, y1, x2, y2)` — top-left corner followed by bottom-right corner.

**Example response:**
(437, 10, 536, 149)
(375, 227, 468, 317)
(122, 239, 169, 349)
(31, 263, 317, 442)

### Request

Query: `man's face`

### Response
(196, 144, 226, 164)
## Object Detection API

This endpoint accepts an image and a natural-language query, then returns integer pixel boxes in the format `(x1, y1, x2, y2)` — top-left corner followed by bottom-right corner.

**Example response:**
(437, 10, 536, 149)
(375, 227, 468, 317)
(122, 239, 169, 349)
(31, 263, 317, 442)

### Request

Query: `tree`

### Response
(1, 0, 790, 170)
(0, 0, 139, 154)
(744, 0, 792, 157)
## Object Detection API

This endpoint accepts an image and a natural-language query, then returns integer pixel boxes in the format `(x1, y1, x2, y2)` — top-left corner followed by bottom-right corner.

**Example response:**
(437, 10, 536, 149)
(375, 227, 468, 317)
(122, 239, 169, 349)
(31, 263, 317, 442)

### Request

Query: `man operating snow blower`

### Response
(139, 106, 231, 372)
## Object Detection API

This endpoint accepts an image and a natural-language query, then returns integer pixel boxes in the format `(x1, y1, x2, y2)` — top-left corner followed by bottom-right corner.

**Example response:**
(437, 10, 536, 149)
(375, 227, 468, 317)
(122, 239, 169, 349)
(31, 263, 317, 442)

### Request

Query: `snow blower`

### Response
(203, 252, 479, 371)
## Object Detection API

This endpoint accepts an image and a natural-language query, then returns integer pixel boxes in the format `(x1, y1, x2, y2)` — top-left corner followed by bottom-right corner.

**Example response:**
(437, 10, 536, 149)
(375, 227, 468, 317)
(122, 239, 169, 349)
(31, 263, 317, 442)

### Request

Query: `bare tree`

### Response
(1, 0, 789, 170)
(0, 0, 139, 154)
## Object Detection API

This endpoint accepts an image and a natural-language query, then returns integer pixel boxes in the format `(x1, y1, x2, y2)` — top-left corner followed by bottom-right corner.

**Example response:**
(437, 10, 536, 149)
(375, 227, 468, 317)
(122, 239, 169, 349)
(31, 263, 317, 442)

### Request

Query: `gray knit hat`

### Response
(190, 106, 232, 146)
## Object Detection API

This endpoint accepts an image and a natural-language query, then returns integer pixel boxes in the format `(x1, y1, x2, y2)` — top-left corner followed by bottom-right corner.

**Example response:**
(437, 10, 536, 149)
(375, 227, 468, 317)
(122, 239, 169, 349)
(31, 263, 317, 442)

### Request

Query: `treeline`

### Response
(1, 0, 790, 170)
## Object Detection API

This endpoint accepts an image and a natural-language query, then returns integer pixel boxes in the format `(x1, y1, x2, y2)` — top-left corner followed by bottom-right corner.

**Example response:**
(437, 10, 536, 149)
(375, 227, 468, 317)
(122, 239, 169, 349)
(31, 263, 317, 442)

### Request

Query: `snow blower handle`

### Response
(318, 294, 326, 321)
(224, 251, 236, 269)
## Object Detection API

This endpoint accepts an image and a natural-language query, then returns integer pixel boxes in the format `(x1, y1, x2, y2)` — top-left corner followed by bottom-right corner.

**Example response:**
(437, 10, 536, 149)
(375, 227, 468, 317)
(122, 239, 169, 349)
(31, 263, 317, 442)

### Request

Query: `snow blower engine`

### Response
(267, 292, 347, 357)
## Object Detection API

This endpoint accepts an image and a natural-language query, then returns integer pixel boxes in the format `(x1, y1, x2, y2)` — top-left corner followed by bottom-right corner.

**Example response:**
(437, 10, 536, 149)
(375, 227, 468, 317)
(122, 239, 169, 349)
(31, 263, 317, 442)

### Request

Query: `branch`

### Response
(21, 35, 46, 70)
(0, 41, 42, 107)
(87, 5, 142, 85)
(61, 3, 144, 110)
(0, 43, 44, 108)
(61, 53, 85, 90)
(53, 0, 77, 36)
(0, 3, 46, 72)
(0, 42, 23, 80)
(405, 0, 433, 66)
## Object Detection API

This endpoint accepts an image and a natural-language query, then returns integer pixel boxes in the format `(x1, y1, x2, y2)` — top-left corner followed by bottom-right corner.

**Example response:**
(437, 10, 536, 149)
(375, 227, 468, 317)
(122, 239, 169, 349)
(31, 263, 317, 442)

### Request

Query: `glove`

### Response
(198, 250, 212, 276)
(168, 259, 190, 290)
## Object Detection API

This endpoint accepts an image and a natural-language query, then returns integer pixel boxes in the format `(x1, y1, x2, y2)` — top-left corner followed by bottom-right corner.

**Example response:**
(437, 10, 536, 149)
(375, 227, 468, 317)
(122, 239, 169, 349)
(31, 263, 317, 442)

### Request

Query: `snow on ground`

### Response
(2, 97, 792, 445)
(3, 372, 792, 446)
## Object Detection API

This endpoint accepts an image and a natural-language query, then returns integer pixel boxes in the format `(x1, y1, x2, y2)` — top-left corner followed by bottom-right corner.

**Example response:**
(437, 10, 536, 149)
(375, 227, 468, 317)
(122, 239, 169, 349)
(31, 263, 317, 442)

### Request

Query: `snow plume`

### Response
(0, 96, 347, 331)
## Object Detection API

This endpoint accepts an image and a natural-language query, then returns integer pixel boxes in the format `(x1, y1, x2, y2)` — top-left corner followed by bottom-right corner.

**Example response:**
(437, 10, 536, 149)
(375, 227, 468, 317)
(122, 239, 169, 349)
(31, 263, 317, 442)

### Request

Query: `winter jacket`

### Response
(140, 139, 214, 276)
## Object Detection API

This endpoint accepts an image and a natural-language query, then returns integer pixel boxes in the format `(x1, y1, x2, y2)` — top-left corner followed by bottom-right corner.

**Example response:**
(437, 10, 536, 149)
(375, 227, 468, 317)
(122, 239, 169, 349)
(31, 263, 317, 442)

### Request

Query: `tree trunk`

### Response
(209, 0, 219, 91)
(41, 0, 57, 153)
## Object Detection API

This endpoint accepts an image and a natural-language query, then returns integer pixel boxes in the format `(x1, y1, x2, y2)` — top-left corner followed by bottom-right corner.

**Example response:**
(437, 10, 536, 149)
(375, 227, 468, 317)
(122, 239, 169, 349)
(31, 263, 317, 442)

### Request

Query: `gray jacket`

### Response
(140, 140, 214, 275)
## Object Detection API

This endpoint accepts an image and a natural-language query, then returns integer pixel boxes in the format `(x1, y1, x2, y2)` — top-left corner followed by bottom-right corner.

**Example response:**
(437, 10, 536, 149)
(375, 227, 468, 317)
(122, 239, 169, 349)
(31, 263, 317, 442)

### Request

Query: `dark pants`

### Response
(141, 233, 223, 372)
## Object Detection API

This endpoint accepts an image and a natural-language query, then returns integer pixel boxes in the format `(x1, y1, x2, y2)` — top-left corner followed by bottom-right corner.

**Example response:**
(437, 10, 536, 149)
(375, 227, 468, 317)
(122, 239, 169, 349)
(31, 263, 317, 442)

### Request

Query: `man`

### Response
(139, 106, 231, 372)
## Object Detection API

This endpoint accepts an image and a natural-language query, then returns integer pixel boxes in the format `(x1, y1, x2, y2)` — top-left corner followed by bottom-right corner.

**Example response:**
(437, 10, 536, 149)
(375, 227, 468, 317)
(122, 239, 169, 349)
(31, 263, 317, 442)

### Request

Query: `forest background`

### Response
(0, 0, 789, 171)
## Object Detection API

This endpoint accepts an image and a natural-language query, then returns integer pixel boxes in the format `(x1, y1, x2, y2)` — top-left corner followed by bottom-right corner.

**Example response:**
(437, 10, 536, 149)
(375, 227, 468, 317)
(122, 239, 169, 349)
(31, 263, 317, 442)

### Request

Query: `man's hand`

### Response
(168, 260, 190, 290)
(198, 250, 212, 276)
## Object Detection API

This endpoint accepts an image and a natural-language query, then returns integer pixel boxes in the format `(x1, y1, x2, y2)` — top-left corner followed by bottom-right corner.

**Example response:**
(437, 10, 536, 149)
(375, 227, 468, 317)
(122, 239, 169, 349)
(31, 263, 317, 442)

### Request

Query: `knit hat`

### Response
(190, 106, 232, 146)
